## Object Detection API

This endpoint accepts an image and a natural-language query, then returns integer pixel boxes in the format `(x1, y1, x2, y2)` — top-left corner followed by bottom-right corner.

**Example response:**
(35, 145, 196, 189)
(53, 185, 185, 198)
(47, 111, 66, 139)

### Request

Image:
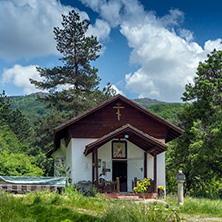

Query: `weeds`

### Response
(1, 189, 222, 222)
(33, 193, 42, 204)
(0, 190, 101, 222)
(102, 201, 180, 222)
(0, 189, 181, 222)
(166, 194, 222, 217)
(0, 191, 29, 221)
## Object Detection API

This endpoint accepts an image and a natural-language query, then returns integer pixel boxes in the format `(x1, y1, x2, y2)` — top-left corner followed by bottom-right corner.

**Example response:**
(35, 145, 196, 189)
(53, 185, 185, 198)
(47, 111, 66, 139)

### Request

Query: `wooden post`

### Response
(154, 151, 157, 192)
(116, 177, 120, 193)
(144, 152, 147, 178)
(95, 149, 99, 192)
(134, 177, 137, 187)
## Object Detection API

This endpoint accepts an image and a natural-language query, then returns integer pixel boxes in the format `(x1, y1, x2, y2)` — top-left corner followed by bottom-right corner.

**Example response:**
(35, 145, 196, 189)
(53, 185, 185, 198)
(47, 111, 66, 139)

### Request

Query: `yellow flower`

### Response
(158, 186, 164, 190)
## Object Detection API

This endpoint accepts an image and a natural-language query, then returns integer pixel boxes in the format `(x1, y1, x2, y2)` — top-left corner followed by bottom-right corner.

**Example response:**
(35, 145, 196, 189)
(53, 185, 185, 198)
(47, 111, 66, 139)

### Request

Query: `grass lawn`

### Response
(166, 195, 222, 220)
(0, 188, 222, 222)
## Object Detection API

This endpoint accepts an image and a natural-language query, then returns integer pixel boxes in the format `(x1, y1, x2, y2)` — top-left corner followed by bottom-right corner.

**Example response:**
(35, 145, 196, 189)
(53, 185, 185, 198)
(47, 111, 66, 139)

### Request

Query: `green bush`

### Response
(0, 150, 44, 176)
(133, 178, 150, 199)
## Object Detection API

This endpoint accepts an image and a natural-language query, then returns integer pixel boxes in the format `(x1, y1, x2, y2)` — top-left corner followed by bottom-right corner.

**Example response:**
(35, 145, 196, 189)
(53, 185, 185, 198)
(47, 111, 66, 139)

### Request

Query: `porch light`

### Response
(125, 135, 129, 139)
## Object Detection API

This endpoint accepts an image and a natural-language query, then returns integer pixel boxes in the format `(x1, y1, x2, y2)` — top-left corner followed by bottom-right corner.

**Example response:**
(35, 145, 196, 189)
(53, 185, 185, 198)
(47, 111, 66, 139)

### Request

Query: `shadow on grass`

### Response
(26, 203, 102, 222)
(0, 191, 101, 222)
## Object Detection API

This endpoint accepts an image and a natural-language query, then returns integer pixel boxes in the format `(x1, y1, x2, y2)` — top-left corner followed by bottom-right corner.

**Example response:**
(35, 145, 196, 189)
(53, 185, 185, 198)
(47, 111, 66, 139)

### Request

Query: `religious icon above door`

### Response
(112, 141, 127, 159)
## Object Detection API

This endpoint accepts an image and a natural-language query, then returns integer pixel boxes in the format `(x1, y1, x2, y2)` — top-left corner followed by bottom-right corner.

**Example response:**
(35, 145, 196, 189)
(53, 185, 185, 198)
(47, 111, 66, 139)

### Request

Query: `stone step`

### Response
(116, 195, 140, 200)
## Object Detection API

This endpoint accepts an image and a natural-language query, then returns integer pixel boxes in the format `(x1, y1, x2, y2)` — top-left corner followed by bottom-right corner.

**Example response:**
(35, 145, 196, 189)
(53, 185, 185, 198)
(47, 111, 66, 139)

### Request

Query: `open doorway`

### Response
(112, 160, 127, 192)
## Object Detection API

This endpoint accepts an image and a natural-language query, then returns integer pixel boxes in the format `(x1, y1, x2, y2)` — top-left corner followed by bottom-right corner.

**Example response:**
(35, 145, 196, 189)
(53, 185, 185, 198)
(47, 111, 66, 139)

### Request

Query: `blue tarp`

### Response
(0, 176, 68, 187)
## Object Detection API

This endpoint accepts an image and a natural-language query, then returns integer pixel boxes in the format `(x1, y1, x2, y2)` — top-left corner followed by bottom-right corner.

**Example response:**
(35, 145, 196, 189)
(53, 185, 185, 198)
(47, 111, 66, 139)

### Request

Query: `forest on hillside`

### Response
(1, 9, 222, 199)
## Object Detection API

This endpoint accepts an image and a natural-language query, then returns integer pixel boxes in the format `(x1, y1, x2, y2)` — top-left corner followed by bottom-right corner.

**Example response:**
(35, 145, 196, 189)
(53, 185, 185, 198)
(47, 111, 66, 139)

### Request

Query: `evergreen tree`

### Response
(0, 90, 11, 123)
(31, 109, 68, 154)
(0, 91, 32, 144)
(30, 10, 113, 116)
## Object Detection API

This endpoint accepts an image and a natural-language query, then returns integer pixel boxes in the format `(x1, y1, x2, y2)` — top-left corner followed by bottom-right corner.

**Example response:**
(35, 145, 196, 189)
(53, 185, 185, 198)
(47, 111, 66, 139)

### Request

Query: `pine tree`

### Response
(30, 10, 113, 116)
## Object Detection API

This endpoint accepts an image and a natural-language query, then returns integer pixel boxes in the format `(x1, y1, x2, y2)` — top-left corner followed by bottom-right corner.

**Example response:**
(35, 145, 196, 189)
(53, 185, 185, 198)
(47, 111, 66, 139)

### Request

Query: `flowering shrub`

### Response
(158, 186, 164, 198)
(158, 186, 164, 191)
(133, 178, 150, 199)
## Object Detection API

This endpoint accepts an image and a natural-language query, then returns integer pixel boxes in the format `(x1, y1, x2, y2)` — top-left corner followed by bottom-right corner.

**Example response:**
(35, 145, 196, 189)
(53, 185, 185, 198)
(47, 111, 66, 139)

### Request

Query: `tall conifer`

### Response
(30, 10, 111, 116)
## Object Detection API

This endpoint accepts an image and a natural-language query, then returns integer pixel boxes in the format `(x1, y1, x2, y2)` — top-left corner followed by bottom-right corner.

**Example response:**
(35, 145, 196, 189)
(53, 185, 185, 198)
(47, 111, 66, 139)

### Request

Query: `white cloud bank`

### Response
(81, 0, 222, 101)
(2, 64, 43, 94)
(1, 63, 125, 96)
(0, 0, 110, 61)
(1, 64, 74, 94)
(111, 84, 125, 96)
(2, 0, 222, 101)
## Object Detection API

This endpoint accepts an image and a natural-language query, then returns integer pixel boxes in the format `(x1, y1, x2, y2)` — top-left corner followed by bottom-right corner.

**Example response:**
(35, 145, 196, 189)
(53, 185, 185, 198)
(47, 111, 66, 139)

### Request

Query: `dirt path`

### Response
(181, 214, 222, 221)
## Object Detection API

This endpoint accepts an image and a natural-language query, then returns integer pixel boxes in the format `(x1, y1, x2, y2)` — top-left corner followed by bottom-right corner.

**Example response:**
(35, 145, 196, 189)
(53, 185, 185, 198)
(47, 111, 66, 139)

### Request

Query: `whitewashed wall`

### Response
(127, 141, 144, 191)
(147, 153, 154, 179)
(157, 139, 166, 193)
(66, 141, 72, 178)
(52, 139, 67, 176)
(98, 141, 113, 181)
(53, 138, 166, 192)
(157, 152, 166, 194)
(70, 138, 96, 183)
(52, 139, 66, 158)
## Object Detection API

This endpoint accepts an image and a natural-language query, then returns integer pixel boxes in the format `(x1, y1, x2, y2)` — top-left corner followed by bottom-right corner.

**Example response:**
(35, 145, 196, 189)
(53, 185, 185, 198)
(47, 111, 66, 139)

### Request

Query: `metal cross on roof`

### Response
(113, 103, 124, 121)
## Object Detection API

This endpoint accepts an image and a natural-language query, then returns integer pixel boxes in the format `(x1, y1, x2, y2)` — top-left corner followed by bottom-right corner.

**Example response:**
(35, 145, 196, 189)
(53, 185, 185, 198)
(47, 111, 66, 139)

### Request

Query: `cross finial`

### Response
(113, 102, 124, 121)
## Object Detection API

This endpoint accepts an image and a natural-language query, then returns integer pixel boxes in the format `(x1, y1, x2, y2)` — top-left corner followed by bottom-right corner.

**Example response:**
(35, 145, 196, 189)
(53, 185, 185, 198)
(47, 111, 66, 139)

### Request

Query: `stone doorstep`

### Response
(104, 193, 158, 199)
(116, 196, 140, 200)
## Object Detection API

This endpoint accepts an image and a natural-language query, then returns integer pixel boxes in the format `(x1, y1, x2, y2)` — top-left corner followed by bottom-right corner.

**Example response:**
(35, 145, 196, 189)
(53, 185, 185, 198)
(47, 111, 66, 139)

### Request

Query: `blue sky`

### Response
(1, 0, 222, 102)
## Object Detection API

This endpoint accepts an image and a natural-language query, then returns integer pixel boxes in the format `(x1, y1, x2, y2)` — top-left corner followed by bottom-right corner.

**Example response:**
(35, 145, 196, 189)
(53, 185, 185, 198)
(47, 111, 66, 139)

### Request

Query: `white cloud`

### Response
(111, 84, 125, 96)
(2, 64, 44, 94)
(179, 28, 193, 42)
(81, 0, 222, 101)
(159, 9, 184, 27)
(121, 20, 207, 101)
(3, 0, 222, 101)
(80, 0, 146, 27)
(120, 18, 222, 101)
(87, 19, 111, 40)
(125, 69, 159, 98)
(1, 65, 78, 95)
(0, 0, 73, 60)
(204, 39, 222, 52)
(0, 0, 110, 61)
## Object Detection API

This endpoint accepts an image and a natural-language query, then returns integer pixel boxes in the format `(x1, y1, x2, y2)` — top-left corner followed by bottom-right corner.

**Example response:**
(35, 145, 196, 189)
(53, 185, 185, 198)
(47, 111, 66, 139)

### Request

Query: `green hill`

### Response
(147, 103, 184, 122)
(9, 93, 49, 120)
(133, 98, 183, 122)
(133, 98, 166, 107)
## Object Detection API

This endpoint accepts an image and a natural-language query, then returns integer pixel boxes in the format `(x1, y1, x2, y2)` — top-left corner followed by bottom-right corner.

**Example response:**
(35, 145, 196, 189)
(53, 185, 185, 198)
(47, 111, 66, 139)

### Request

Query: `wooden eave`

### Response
(46, 128, 70, 157)
(54, 94, 183, 142)
(84, 124, 168, 156)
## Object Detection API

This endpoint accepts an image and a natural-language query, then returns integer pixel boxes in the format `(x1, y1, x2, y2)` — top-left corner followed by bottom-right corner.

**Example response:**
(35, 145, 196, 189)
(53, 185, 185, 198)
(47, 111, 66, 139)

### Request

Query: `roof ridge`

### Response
(54, 94, 123, 132)
(54, 94, 183, 135)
